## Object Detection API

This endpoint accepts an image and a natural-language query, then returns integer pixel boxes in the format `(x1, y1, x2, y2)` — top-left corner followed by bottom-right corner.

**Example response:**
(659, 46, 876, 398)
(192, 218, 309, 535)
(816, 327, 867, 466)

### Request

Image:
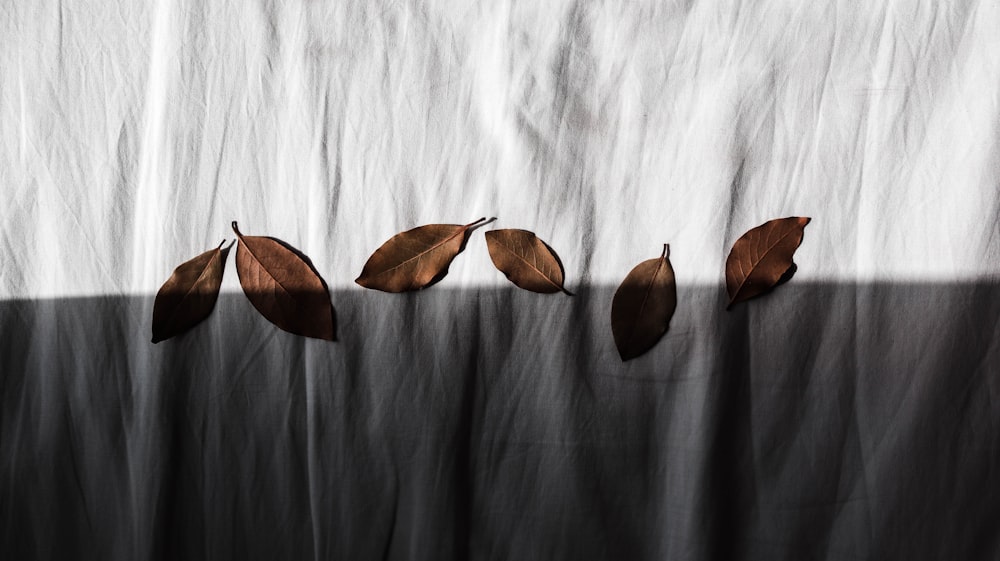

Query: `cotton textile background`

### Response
(2, 1, 1000, 560)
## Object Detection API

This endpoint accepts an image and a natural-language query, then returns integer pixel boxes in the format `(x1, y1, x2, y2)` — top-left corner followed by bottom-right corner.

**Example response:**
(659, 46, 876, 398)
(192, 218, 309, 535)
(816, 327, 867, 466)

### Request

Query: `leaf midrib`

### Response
(240, 238, 301, 301)
(162, 251, 219, 334)
(492, 238, 562, 291)
(732, 225, 799, 300)
(370, 227, 465, 279)
(623, 257, 665, 353)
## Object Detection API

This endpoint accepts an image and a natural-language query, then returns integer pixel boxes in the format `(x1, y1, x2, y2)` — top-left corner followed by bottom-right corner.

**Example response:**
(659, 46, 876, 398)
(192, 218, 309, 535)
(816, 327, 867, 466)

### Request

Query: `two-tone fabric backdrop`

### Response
(2, 1, 999, 559)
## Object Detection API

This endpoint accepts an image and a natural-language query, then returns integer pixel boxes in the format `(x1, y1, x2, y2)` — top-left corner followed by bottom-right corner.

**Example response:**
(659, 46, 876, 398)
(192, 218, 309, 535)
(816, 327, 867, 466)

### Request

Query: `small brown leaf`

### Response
(611, 244, 677, 361)
(152, 240, 231, 343)
(232, 222, 336, 340)
(725, 216, 811, 308)
(356, 217, 490, 292)
(484, 229, 572, 295)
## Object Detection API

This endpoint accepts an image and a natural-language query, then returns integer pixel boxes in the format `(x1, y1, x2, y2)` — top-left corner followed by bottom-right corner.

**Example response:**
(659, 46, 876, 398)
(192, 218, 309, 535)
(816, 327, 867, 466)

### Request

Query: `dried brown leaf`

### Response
(232, 222, 336, 340)
(484, 229, 572, 295)
(611, 244, 677, 361)
(725, 216, 811, 308)
(356, 218, 490, 292)
(151, 241, 231, 343)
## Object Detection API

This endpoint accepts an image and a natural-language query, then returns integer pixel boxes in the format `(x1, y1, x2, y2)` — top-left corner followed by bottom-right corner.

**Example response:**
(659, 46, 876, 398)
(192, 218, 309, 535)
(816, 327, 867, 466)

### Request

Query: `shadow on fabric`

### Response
(1, 282, 999, 560)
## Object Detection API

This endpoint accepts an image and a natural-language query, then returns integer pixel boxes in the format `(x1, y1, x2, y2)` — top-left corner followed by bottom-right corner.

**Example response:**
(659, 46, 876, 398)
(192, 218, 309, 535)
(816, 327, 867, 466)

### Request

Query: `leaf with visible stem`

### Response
(611, 244, 677, 361)
(484, 228, 573, 295)
(232, 222, 336, 341)
(356, 217, 493, 292)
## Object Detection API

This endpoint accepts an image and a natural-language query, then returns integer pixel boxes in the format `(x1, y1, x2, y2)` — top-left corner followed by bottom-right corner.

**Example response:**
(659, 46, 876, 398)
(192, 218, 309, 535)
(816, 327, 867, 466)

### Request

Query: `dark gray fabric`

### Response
(3, 284, 998, 560)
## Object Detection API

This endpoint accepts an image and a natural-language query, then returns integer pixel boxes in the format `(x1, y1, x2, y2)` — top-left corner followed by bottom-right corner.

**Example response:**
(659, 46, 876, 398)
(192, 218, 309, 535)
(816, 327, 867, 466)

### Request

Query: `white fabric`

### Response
(3, 2, 999, 300)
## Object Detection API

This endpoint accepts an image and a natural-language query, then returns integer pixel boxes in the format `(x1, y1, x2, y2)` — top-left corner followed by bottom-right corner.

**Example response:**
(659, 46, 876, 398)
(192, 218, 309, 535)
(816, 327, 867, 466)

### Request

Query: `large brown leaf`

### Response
(484, 228, 572, 295)
(356, 217, 490, 292)
(725, 216, 811, 308)
(232, 222, 336, 340)
(151, 241, 231, 343)
(611, 244, 677, 361)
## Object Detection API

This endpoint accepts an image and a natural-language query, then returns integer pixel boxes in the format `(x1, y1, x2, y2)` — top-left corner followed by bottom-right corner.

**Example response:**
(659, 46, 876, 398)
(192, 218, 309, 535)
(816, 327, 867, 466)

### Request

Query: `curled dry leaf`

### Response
(152, 240, 232, 343)
(611, 244, 677, 361)
(484, 228, 572, 295)
(232, 222, 336, 341)
(725, 216, 811, 308)
(356, 217, 490, 292)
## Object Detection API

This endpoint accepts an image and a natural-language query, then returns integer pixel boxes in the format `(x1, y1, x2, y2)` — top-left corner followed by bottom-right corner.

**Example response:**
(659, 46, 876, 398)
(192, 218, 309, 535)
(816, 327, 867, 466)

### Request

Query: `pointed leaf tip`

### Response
(611, 246, 677, 361)
(485, 229, 571, 295)
(725, 216, 810, 308)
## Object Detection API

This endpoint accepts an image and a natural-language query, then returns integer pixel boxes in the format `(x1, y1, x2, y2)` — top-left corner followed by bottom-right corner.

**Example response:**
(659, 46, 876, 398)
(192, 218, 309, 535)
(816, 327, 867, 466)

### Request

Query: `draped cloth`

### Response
(2, 2, 999, 559)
